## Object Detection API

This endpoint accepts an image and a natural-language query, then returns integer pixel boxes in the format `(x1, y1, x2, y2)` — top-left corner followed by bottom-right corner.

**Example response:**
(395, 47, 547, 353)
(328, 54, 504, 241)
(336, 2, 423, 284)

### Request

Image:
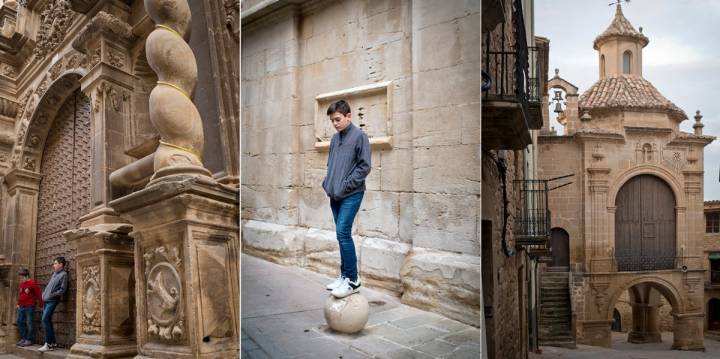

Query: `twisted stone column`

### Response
(145, 0, 211, 182)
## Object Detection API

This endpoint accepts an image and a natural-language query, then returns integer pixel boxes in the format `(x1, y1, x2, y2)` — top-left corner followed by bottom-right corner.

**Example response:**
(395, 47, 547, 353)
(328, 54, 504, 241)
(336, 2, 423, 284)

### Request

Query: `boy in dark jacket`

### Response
(16, 268, 42, 347)
(38, 257, 68, 352)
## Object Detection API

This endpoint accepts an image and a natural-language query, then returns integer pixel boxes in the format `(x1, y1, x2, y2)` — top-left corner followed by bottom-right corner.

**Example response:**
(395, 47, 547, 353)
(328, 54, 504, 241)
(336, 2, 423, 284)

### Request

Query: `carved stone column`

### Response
(66, 224, 136, 359)
(0, 168, 41, 349)
(109, 177, 239, 358)
(627, 303, 661, 343)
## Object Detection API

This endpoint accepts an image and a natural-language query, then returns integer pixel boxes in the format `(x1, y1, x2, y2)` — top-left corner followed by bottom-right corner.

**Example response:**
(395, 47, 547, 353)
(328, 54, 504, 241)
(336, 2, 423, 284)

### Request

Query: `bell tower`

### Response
(593, 4, 649, 78)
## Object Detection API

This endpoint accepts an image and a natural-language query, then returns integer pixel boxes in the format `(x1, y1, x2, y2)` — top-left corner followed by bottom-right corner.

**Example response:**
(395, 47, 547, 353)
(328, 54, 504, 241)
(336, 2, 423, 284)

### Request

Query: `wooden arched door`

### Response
(548, 228, 569, 269)
(33, 90, 92, 347)
(615, 175, 676, 271)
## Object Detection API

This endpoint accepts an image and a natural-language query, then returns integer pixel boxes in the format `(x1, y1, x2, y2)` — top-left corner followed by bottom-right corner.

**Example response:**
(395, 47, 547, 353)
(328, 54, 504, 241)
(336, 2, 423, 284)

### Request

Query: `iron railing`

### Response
(482, 0, 540, 117)
(514, 179, 550, 245)
(616, 256, 674, 272)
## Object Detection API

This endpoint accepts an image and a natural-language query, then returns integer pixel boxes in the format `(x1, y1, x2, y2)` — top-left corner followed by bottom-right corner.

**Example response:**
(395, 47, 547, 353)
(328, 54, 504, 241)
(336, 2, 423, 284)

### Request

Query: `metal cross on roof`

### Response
(608, 0, 630, 6)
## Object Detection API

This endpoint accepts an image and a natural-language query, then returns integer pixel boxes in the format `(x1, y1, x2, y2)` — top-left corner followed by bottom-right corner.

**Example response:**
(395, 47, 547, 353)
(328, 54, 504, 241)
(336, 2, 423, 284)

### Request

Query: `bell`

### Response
(553, 102, 563, 114)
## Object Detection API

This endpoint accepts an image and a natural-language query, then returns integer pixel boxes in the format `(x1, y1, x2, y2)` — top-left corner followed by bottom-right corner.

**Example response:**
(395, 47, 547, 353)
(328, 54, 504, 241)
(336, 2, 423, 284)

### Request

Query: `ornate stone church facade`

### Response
(538, 5, 713, 350)
(0, 0, 239, 357)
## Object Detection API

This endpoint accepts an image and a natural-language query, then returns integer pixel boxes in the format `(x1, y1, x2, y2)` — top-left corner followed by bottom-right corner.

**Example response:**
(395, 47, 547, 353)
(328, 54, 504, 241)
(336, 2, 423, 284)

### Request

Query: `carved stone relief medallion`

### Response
(82, 264, 101, 334)
(144, 245, 184, 343)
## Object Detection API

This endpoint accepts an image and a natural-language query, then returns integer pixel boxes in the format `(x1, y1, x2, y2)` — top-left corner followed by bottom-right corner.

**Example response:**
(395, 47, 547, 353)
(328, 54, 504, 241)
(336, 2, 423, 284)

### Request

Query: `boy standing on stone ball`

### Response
(322, 100, 371, 298)
(16, 268, 42, 347)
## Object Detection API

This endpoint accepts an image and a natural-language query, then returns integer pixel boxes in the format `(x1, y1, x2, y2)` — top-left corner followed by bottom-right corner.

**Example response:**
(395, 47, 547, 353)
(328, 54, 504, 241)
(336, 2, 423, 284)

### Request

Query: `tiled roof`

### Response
(578, 74, 687, 121)
(593, 5, 649, 50)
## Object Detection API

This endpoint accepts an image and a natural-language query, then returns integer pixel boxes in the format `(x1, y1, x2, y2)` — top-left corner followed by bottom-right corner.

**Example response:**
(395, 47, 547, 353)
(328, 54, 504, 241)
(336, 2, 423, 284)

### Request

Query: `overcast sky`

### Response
(535, 0, 720, 200)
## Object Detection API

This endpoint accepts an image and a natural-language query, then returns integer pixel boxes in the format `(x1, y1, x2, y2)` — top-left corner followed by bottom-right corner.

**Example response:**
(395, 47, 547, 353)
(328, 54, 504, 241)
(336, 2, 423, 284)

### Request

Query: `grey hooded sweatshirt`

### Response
(322, 122, 371, 201)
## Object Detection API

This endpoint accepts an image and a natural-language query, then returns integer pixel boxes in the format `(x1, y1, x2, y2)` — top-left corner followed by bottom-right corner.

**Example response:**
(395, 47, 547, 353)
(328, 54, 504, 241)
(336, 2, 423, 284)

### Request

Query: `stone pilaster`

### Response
(587, 167, 611, 272)
(66, 224, 136, 359)
(672, 312, 704, 350)
(109, 177, 239, 358)
(72, 1, 136, 226)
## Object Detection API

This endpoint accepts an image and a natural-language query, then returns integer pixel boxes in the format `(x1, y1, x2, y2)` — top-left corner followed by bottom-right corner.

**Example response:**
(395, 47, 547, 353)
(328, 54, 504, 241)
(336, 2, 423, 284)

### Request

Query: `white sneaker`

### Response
(326, 275, 345, 291)
(38, 343, 53, 352)
(331, 278, 361, 298)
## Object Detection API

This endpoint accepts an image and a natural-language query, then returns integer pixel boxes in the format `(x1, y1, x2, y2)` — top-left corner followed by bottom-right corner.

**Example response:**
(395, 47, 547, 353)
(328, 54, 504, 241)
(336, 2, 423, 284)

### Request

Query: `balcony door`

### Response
(615, 175, 676, 271)
(548, 228, 569, 270)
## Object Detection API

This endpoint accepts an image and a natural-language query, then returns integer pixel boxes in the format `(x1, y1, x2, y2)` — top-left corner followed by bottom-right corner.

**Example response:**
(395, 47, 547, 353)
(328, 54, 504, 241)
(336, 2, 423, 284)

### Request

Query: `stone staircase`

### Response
(539, 271, 576, 348)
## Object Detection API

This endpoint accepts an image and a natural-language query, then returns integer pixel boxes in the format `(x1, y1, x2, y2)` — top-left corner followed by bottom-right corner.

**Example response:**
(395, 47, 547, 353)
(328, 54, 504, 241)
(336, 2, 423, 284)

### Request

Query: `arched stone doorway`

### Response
(615, 175, 676, 271)
(708, 298, 720, 331)
(612, 309, 622, 332)
(605, 277, 687, 349)
(548, 228, 569, 270)
(32, 89, 92, 347)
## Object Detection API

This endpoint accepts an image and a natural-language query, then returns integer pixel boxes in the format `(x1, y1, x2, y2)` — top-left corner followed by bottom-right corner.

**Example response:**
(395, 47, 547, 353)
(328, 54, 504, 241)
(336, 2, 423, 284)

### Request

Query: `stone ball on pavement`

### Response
(324, 293, 369, 334)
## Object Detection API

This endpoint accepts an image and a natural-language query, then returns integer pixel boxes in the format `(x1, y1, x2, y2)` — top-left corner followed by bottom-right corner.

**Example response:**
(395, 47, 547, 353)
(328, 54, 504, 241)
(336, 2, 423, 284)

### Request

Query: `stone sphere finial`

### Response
(324, 294, 369, 334)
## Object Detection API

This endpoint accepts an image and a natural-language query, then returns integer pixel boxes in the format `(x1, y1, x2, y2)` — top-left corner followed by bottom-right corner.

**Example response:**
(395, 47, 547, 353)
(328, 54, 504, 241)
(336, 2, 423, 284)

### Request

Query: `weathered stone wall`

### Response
(481, 149, 526, 359)
(537, 135, 584, 266)
(241, 0, 480, 327)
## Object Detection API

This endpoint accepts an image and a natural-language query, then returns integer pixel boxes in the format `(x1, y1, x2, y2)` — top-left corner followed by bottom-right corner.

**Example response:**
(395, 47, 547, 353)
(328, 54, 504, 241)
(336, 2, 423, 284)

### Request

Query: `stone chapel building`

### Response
(0, 0, 240, 358)
(538, 4, 713, 350)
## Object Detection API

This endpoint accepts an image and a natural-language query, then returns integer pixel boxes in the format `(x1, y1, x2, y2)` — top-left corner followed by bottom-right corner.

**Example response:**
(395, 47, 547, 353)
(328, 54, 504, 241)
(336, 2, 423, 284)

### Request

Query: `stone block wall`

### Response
(241, 0, 480, 327)
(537, 136, 584, 266)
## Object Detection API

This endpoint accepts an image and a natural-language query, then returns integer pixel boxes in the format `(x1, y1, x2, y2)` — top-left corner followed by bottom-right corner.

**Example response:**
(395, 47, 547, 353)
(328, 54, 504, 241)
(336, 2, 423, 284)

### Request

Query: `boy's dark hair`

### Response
(55, 256, 66, 268)
(327, 100, 351, 116)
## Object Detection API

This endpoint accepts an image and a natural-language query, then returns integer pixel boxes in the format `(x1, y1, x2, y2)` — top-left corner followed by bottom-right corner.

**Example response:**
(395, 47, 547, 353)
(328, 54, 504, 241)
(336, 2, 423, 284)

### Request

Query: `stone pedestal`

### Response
(109, 176, 239, 358)
(578, 319, 613, 347)
(66, 224, 136, 359)
(628, 303, 661, 344)
(672, 312, 705, 351)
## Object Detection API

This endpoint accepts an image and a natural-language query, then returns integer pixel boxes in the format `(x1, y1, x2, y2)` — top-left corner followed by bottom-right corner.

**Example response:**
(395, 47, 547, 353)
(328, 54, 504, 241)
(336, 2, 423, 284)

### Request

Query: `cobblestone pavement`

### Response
(241, 254, 480, 358)
(531, 332, 720, 359)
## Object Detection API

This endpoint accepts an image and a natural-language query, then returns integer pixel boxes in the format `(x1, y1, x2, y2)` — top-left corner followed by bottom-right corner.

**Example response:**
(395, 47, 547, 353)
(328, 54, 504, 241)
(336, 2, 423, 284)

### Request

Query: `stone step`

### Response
(539, 339, 576, 349)
(9, 344, 70, 359)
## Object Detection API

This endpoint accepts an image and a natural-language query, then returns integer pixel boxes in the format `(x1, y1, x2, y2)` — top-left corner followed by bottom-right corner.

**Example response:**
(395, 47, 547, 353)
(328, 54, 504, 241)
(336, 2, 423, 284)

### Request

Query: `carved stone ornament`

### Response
(22, 157, 35, 171)
(143, 245, 184, 343)
(33, 0, 74, 59)
(224, 0, 239, 39)
(94, 81, 127, 113)
(82, 265, 101, 334)
(590, 282, 609, 314)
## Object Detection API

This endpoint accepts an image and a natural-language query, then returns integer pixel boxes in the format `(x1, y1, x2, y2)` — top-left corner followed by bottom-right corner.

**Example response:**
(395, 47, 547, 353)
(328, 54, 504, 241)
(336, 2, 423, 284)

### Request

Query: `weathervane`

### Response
(608, 0, 629, 6)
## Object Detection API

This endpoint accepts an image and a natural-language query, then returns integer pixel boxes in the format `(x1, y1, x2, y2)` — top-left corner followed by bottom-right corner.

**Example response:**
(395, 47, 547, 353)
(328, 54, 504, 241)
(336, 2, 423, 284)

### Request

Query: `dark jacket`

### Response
(322, 122, 371, 201)
(42, 270, 68, 302)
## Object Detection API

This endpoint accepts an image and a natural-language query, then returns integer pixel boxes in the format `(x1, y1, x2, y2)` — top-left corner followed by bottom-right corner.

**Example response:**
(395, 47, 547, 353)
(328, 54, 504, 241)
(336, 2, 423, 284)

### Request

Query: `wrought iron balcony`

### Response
(514, 179, 550, 246)
(481, 0, 542, 150)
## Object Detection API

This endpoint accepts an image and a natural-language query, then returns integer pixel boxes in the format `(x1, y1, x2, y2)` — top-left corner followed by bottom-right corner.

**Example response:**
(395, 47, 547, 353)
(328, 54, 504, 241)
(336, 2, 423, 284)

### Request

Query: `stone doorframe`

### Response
(599, 165, 688, 272)
(0, 51, 91, 348)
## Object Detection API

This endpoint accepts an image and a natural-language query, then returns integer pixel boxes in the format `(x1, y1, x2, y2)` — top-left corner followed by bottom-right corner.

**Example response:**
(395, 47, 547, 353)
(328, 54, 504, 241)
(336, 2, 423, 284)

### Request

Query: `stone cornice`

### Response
(72, 10, 134, 54)
(623, 126, 672, 134)
(574, 129, 625, 142)
(667, 132, 715, 146)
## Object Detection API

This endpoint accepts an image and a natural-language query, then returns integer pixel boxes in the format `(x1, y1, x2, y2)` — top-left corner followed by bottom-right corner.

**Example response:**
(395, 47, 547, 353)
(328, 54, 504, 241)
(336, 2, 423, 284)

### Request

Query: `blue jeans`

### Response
(330, 191, 364, 282)
(16, 306, 34, 341)
(42, 301, 59, 344)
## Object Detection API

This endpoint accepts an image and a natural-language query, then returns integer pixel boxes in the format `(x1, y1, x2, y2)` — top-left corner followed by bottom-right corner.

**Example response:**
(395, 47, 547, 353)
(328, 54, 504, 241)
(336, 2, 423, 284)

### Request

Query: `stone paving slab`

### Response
(241, 254, 480, 358)
(531, 332, 720, 359)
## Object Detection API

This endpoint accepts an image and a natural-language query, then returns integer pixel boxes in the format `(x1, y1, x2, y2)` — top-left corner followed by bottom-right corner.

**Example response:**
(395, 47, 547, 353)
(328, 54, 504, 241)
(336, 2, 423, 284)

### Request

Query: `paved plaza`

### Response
(531, 332, 720, 359)
(241, 255, 480, 358)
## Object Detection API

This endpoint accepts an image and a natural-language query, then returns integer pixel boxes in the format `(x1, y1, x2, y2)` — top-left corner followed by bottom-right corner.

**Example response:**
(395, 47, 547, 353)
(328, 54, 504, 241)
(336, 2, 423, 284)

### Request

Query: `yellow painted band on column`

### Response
(159, 140, 202, 159)
(157, 81, 191, 101)
(155, 24, 183, 38)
